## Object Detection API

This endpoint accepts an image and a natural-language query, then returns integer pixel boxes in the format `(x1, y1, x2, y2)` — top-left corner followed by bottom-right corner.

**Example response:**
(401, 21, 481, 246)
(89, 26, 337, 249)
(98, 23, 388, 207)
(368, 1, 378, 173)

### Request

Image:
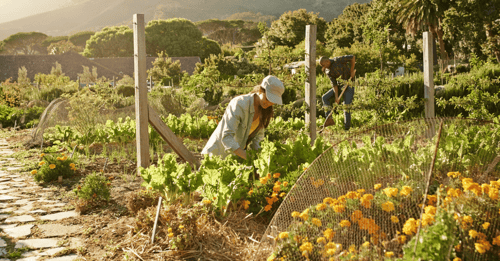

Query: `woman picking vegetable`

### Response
(201, 75, 285, 160)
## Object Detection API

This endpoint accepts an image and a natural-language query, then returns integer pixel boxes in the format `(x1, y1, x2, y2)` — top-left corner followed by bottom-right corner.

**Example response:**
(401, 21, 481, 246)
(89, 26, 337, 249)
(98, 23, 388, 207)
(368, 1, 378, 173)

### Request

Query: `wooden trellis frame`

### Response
(133, 14, 200, 173)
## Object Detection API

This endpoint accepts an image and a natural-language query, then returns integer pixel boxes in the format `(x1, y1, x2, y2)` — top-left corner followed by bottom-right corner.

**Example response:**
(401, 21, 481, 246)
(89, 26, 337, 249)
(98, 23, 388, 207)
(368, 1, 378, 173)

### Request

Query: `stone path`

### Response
(0, 140, 82, 260)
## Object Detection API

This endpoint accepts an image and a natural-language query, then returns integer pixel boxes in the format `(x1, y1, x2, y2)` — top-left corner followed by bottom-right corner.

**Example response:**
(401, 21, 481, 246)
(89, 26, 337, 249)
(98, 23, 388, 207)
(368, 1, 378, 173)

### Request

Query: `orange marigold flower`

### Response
(324, 228, 335, 241)
(279, 192, 286, 197)
(360, 198, 371, 208)
(421, 213, 435, 227)
(424, 205, 436, 215)
(385, 251, 394, 257)
(346, 191, 358, 199)
(475, 242, 486, 254)
(39, 161, 45, 166)
(350, 210, 363, 223)
(447, 171, 461, 178)
(453, 258, 462, 261)
(323, 197, 335, 204)
(381, 201, 395, 212)
(333, 204, 345, 213)
(49, 164, 56, 169)
(264, 205, 272, 212)
(31, 170, 37, 175)
(266, 173, 272, 179)
(383, 187, 398, 198)
(278, 232, 289, 239)
(489, 188, 499, 200)
(40, 153, 45, 157)
(398, 235, 406, 244)
(374, 183, 382, 190)
(316, 203, 327, 211)
(400, 186, 413, 196)
(492, 235, 500, 246)
(282, 181, 289, 187)
(311, 218, 322, 227)
(403, 218, 418, 235)
(469, 230, 478, 238)
(391, 215, 399, 223)
(316, 237, 326, 244)
(362, 241, 370, 248)
(248, 189, 253, 196)
(291, 211, 300, 218)
(339, 220, 351, 227)
(202, 199, 211, 205)
(299, 209, 309, 221)
(273, 173, 280, 178)
(273, 185, 281, 192)
(482, 222, 490, 230)
(260, 177, 268, 185)
(243, 200, 250, 210)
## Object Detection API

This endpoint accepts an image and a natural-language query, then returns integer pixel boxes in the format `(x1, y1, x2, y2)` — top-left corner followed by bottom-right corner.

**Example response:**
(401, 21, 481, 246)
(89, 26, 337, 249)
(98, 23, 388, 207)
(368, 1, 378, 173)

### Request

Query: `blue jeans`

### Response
(322, 85, 355, 130)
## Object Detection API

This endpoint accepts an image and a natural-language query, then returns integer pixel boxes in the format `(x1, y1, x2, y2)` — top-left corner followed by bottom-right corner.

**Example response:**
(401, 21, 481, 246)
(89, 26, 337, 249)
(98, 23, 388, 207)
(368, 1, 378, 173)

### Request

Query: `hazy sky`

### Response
(0, 0, 72, 24)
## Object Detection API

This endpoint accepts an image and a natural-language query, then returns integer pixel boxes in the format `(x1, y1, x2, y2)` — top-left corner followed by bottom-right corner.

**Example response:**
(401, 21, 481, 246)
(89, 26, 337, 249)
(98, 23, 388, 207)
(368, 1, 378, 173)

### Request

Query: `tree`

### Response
(267, 9, 327, 47)
(42, 36, 69, 50)
(147, 51, 183, 86)
(78, 66, 98, 84)
(395, 0, 451, 70)
(146, 18, 221, 60)
(225, 11, 276, 25)
(196, 19, 262, 46)
(146, 18, 204, 57)
(82, 26, 133, 57)
(68, 31, 95, 49)
(50, 62, 64, 77)
(47, 40, 79, 55)
(1, 32, 48, 55)
(325, 3, 371, 50)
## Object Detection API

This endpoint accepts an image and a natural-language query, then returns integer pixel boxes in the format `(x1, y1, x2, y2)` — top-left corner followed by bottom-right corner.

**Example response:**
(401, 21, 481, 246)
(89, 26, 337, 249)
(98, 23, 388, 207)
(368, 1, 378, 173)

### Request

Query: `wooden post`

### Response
(305, 25, 317, 144)
(134, 14, 150, 172)
(423, 32, 435, 119)
(112, 76, 115, 87)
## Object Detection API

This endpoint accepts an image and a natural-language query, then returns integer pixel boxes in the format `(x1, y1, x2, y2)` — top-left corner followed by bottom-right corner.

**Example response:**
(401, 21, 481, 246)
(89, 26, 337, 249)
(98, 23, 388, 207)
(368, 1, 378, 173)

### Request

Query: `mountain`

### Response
(0, 0, 371, 41)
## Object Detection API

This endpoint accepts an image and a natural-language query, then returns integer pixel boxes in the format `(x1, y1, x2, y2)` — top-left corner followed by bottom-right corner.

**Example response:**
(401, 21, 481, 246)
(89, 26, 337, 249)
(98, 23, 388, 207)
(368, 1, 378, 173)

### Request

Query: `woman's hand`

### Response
(233, 147, 247, 160)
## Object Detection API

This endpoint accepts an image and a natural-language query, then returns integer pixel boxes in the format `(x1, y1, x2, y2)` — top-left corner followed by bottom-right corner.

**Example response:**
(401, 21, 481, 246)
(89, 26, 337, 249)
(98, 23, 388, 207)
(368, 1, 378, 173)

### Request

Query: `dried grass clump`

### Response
(119, 203, 268, 260)
(126, 189, 160, 215)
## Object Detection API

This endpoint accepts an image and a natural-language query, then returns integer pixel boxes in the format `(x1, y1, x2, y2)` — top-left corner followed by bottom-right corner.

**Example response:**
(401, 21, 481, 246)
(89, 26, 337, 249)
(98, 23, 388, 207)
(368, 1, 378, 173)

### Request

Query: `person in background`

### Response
(201, 75, 285, 160)
(319, 55, 356, 131)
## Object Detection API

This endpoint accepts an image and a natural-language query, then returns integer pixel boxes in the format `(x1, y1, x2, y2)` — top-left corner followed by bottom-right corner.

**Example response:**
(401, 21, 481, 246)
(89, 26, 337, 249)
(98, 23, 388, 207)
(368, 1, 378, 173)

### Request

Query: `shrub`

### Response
(32, 152, 76, 183)
(116, 85, 135, 97)
(73, 172, 111, 202)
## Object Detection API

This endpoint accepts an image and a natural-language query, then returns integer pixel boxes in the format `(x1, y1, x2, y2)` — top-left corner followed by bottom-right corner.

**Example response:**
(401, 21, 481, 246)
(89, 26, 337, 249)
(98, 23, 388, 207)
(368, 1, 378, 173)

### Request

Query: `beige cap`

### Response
(261, 75, 285, 105)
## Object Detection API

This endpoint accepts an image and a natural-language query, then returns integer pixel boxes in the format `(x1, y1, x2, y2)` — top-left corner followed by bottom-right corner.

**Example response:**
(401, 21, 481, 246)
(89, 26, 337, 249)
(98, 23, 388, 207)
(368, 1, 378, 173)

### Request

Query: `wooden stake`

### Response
(423, 32, 435, 119)
(133, 14, 150, 173)
(305, 25, 317, 145)
(151, 196, 162, 244)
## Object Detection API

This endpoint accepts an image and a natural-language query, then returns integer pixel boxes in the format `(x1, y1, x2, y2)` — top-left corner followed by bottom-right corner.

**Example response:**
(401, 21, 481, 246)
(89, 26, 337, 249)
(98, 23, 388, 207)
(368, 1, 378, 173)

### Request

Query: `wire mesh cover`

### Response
(255, 118, 500, 260)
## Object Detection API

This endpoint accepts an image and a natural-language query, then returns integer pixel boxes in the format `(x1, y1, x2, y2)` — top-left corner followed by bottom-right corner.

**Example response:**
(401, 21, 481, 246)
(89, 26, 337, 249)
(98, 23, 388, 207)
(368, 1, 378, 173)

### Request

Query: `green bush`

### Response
(33, 153, 76, 183)
(0, 105, 45, 129)
(116, 85, 135, 97)
(73, 172, 111, 202)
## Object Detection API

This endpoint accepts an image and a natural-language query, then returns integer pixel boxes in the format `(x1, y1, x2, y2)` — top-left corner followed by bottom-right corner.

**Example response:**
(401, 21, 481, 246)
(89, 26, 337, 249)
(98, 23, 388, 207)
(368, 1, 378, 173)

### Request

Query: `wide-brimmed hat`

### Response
(261, 75, 284, 105)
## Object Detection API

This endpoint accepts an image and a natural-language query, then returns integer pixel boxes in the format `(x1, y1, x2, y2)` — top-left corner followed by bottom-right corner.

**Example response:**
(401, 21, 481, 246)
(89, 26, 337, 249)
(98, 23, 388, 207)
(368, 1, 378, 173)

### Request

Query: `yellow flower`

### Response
(243, 200, 250, 209)
(469, 230, 478, 238)
(324, 228, 335, 241)
(400, 186, 413, 196)
(348, 244, 356, 253)
(339, 220, 351, 227)
(316, 203, 327, 211)
(350, 210, 363, 223)
(316, 237, 326, 244)
(421, 213, 435, 227)
(385, 251, 394, 257)
(49, 164, 56, 169)
(493, 235, 500, 246)
(69, 163, 75, 168)
(279, 192, 286, 197)
(273, 173, 280, 178)
(427, 195, 437, 205)
(248, 189, 253, 196)
(362, 241, 370, 248)
(453, 258, 462, 261)
(311, 218, 322, 227)
(383, 187, 398, 198)
(299, 242, 313, 254)
(56, 157, 62, 160)
(266, 173, 272, 179)
(398, 235, 406, 244)
(403, 218, 418, 235)
(31, 170, 37, 175)
(283, 181, 289, 187)
(482, 222, 490, 230)
(299, 209, 309, 221)
(267, 254, 276, 261)
(39, 161, 45, 166)
(40, 153, 45, 157)
(326, 248, 336, 256)
(179, 225, 184, 229)
(447, 171, 461, 178)
(168, 233, 174, 238)
(323, 197, 335, 204)
(203, 200, 211, 205)
(475, 242, 486, 254)
(291, 211, 300, 218)
(424, 205, 436, 215)
(264, 204, 272, 212)
(278, 232, 289, 239)
(260, 177, 268, 185)
(374, 183, 382, 190)
(489, 188, 499, 200)
(167, 228, 172, 233)
(273, 185, 281, 192)
(391, 216, 399, 223)
(346, 191, 358, 199)
(381, 201, 395, 212)
(333, 204, 345, 213)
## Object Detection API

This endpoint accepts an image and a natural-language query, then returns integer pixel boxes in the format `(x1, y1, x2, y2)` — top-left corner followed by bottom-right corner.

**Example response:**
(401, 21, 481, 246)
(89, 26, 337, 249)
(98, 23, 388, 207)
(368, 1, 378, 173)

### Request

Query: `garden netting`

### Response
(255, 118, 500, 260)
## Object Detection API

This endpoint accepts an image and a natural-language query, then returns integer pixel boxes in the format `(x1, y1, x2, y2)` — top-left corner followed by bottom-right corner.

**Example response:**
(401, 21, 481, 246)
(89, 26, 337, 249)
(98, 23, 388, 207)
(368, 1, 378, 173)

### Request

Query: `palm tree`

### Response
(395, 0, 450, 70)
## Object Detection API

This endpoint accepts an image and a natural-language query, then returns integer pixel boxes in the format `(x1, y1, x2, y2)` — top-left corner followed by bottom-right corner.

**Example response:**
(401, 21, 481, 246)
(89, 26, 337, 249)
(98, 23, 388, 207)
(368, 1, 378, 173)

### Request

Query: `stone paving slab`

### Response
(13, 199, 33, 205)
(15, 238, 59, 249)
(40, 211, 77, 221)
(5, 214, 36, 223)
(41, 247, 66, 256)
(4, 224, 34, 238)
(0, 214, 10, 220)
(0, 224, 17, 230)
(7, 167, 24, 171)
(0, 238, 6, 247)
(46, 255, 79, 261)
(39, 224, 81, 237)
(17, 257, 38, 261)
(0, 207, 15, 213)
(0, 249, 7, 257)
(0, 195, 19, 201)
(0, 179, 10, 183)
(29, 210, 47, 214)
